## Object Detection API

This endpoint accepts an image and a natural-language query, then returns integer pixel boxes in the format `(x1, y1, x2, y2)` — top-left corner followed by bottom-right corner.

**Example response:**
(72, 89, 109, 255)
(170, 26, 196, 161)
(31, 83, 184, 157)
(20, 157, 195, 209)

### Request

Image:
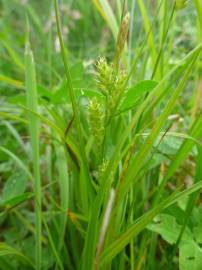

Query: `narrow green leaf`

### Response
(25, 30, 42, 269)
(54, 0, 93, 212)
(100, 181, 202, 266)
(0, 146, 33, 181)
(0, 242, 34, 268)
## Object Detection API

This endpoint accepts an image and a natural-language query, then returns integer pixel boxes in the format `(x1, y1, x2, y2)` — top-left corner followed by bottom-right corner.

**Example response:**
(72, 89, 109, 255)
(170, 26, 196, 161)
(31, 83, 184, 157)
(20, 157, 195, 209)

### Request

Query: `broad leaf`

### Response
(179, 241, 202, 270)
(147, 214, 192, 244)
(118, 80, 158, 112)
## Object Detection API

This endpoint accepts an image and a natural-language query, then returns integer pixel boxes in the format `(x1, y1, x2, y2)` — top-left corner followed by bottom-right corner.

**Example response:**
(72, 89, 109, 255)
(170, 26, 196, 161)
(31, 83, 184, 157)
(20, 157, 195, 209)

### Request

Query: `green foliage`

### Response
(1, 172, 27, 203)
(147, 213, 202, 270)
(118, 80, 158, 112)
(147, 214, 193, 244)
(180, 241, 202, 270)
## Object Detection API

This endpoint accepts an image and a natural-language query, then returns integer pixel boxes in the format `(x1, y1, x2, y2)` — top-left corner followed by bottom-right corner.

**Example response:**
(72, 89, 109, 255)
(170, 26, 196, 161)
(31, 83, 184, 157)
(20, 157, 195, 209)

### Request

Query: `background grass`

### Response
(0, 0, 202, 269)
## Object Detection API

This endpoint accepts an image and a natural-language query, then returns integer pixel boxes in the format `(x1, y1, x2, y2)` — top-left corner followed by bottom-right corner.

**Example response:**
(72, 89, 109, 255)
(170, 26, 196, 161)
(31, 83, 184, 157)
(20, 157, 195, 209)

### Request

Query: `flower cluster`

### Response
(95, 57, 115, 96)
(88, 97, 105, 155)
(95, 57, 127, 119)
(88, 12, 129, 165)
(98, 159, 109, 179)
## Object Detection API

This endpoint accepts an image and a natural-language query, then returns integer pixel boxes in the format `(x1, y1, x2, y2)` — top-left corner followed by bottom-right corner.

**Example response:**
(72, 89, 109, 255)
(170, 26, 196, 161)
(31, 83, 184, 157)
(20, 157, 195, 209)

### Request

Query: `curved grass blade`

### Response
(154, 115, 202, 204)
(0, 242, 34, 268)
(100, 181, 202, 266)
(54, 0, 93, 212)
(0, 146, 33, 181)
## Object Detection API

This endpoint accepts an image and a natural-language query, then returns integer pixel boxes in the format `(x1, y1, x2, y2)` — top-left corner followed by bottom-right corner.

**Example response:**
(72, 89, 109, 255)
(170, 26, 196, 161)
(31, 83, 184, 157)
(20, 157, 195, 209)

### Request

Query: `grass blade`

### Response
(54, 0, 93, 212)
(25, 29, 42, 269)
(100, 181, 202, 266)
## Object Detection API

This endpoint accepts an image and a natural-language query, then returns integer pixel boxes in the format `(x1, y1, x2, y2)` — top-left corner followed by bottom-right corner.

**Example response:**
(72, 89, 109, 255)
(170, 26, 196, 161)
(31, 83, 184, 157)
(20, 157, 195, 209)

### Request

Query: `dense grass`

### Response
(0, 0, 202, 269)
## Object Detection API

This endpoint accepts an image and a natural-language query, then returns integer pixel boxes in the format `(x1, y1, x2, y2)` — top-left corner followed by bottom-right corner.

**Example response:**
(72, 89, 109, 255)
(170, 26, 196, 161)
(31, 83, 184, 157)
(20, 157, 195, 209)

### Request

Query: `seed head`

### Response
(88, 97, 105, 154)
(98, 159, 109, 179)
(95, 57, 128, 121)
(114, 12, 130, 69)
(95, 57, 115, 96)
